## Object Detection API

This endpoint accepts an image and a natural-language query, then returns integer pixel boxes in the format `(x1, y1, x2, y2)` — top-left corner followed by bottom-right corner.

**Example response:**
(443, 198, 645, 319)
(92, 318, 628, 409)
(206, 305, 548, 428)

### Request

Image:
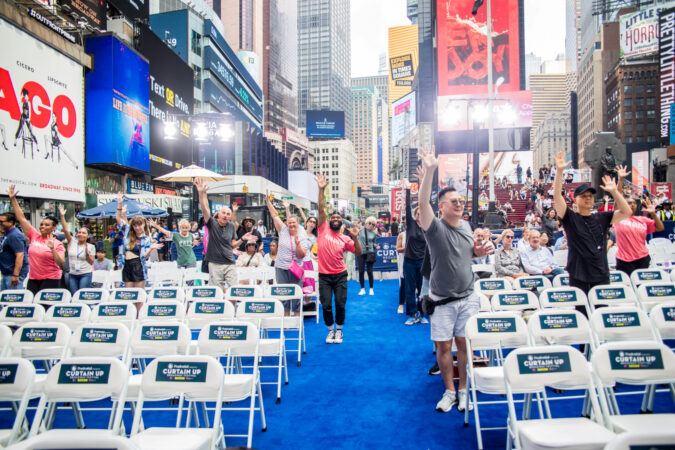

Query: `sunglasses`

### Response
(440, 199, 467, 206)
(503, 235, 514, 239)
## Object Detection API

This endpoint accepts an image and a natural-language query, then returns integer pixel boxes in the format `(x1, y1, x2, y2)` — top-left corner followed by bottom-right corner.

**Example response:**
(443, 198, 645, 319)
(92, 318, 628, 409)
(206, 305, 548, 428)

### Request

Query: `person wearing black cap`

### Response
(236, 216, 262, 253)
(552, 152, 632, 295)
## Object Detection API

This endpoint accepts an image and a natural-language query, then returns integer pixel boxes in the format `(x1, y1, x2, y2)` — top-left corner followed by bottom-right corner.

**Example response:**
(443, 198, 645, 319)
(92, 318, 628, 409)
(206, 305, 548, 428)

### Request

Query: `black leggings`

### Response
(357, 254, 375, 289)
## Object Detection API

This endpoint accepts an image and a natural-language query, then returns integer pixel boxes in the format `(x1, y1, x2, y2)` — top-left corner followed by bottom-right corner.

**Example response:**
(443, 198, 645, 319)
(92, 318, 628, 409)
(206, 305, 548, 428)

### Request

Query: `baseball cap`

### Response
(574, 184, 596, 196)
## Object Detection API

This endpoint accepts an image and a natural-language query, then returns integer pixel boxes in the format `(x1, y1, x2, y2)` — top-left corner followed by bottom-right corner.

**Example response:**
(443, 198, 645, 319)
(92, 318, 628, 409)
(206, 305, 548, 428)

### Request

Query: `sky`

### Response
(350, 0, 566, 78)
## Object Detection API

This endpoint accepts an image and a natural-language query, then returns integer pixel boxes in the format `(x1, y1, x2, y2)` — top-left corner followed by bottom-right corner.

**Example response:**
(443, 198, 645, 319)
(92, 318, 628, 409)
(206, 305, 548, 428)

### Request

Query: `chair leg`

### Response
(71, 401, 85, 429)
(283, 345, 289, 385)
(246, 393, 255, 448)
(201, 402, 210, 428)
(258, 379, 267, 432)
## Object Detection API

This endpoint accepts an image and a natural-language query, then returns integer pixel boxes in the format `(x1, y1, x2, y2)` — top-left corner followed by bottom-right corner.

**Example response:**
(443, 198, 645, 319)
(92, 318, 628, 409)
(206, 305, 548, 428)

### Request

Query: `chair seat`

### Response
(518, 418, 615, 450)
(609, 413, 675, 433)
(222, 374, 255, 401)
(473, 366, 505, 393)
(0, 428, 12, 447)
(10, 429, 119, 449)
(130, 428, 213, 450)
(259, 338, 282, 356)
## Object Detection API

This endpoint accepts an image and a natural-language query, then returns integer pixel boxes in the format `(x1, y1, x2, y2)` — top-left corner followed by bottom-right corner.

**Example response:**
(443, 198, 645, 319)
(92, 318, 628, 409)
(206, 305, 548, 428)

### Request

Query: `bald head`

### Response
(216, 207, 232, 226)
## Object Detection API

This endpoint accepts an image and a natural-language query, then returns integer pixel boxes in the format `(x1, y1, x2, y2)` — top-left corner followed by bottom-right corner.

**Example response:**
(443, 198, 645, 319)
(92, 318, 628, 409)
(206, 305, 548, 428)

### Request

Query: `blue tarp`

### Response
(77, 196, 168, 219)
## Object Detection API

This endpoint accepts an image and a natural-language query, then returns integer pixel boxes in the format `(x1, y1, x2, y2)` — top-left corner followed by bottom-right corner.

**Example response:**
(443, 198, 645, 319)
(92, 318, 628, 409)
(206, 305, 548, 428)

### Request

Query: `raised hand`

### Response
(554, 152, 571, 171)
(58, 204, 66, 217)
(7, 185, 17, 199)
(193, 178, 208, 193)
(418, 146, 438, 169)
(281, 199, 290, 209)
(416, 165, 426, 180)
(315, 174, 328, 189)
(45, 239, 55, 250)
(232, 202, 239, 213)
(600, 175, 618, 193)
(121, 205, 127, 216)
(617, 164, 631, 179)
(473, 239, 494, 258)
(346, 224, 359, 238)
(117, 191, 123, 204)
(642, 197, 656, 215)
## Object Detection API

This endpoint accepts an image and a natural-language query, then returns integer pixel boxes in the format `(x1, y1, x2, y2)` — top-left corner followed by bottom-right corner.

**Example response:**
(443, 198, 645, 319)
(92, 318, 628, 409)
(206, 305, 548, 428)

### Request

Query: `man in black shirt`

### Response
(390, 216, 399, 237)
(402, 179, 427, 325)
(552, 152, 631, 295)
(236, 216, 262, 253)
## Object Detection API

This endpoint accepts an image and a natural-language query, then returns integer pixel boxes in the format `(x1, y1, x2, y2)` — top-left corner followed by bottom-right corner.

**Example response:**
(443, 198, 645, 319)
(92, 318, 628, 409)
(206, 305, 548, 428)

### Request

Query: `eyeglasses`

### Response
(440, 199, 467, 206)
(503, 235, 514, 239)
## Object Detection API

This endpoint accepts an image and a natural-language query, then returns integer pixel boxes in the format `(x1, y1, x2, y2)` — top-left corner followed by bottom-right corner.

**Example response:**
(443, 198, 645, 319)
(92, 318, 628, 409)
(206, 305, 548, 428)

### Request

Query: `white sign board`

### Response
(620, 4, 675, 59)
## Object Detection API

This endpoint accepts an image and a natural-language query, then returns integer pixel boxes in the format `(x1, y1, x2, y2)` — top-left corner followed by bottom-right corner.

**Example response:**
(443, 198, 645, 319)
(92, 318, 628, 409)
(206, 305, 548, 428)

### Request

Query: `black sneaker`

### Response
(428, 362, 440, 375)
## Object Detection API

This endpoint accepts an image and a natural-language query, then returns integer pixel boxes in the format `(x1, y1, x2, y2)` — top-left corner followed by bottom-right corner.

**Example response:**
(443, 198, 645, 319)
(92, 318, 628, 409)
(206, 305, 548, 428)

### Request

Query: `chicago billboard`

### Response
(0, 18, 85, 202)
(388, 25, 418, 113)
(85, 35, 150, 171)
(306, 111, 345, 138)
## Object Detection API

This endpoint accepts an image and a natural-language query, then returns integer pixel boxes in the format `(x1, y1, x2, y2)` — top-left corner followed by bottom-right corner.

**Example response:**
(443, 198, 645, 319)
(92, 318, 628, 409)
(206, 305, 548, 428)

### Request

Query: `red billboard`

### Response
(390, 188, 405, 219)
(436, 0, 521, 96)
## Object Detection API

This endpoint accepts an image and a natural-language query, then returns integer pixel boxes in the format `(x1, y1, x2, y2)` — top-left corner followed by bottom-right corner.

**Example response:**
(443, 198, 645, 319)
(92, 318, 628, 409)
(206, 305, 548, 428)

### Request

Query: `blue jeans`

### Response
(69, 272, 92, 294)
(403, 257, 424, 316)
(1, 272, 27, 290)
(542, 268, 565, 282)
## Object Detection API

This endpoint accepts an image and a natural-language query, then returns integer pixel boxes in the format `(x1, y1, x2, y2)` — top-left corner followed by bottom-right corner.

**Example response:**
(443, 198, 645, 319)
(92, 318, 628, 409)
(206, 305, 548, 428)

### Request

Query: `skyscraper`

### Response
(297, 0, 352, 136)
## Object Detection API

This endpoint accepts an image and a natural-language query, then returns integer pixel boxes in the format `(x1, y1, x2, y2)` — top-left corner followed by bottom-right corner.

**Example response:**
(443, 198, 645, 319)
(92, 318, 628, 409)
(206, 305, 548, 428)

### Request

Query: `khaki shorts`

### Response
(430, 293, 479, 341)
(208, 262, 238, 289)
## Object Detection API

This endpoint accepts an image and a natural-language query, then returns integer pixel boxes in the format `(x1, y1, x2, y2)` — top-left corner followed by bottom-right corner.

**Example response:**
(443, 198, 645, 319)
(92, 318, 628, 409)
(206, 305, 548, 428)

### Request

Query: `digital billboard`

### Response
(388, 25, 418, 113)
(392, 91, 417, 146)
(306, 111, 345, 138)
(660, 7, 675, 143)
(85, 35, 150, 172)
(0, 18, 85, 202)
(149, 10, 189, 64)
(58, 0, 106, 30)
(438, 90, 532, 131)
(139, 26, 194, 177)
(436, 0, 521, 96)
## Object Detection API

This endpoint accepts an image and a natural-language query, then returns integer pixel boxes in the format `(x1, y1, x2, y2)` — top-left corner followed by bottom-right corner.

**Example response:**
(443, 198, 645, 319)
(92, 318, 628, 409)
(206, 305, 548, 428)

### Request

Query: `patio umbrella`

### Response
(153, 164, 229, 182)
(77, 196, 168, 218)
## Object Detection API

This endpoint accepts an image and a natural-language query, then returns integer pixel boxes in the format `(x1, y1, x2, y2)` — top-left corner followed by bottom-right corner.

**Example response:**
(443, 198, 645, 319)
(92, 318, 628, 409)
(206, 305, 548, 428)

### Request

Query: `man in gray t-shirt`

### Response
(417, 147, 493, 414)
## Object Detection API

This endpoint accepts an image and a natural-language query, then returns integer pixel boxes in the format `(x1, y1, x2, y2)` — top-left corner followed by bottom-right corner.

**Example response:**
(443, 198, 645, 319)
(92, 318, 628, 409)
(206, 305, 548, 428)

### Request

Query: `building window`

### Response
(624, 98, 632, 107)
(635, 97, 644, 107)
(647, 84, 656, 93)
(625, 111, 633, 120)
(623, 85, 632, 94)
(191, 30, 202, 56)
(647, 110, 656, 118)
(647, 97, 656, 106)
(635, 111, 644, 119)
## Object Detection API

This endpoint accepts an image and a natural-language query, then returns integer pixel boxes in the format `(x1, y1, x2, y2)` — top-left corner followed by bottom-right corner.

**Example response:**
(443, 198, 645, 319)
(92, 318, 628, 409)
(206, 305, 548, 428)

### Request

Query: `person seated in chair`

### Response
(519, 230, 564, 281)
(236, 240, 264, 284)
(471, 228, 495, 279)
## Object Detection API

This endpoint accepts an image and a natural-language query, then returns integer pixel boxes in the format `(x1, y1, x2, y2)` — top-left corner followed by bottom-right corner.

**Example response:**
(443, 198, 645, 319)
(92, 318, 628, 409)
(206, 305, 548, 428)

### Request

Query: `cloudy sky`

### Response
(351, 0, 566, 78)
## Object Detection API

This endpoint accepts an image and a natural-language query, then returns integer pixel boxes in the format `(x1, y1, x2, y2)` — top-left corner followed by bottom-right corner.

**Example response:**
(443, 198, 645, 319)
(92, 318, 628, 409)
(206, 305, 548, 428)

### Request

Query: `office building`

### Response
(352, 85, 389, 189)
(525, 52, 542, 90)
(219, 0, 264, 84)
(532, 112, 572, 172)
(311, 140, 358, 206)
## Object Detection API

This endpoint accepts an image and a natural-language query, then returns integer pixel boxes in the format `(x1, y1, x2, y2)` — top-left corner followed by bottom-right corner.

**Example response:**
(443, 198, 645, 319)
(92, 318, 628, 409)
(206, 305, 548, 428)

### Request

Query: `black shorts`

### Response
(122, 258, 145, 283)
(26, 278, 63, 295)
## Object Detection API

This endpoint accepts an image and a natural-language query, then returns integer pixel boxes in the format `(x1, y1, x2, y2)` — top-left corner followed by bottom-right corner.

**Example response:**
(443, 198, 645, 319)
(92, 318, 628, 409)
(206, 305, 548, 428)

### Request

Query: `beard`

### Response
(329, 220, 342, 231)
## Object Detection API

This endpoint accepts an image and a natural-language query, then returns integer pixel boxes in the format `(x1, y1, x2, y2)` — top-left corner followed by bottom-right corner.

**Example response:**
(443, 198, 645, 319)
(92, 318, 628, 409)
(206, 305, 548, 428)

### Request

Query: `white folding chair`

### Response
(636, 281, 675, 311)
(474, 278, 512, 297)
(185, 285, 224, 303)
(464, 312, 531, 449)
(490, 290, 540, 318)
(650, 300, 675, 340)
(630, 268, 669, 290)
(225, 285, 263, 302)
(513, 275, 552, 294)
(553, 250, 567, 268)
(0, 324, 12, 357)
(552, 273, 569, 287)
(91, 302, 137, 331)
(607, 245, 618, 268)
(265, 284, 305, 365)
(148, 287, 186, 304)
(472, 263, 495, 277)
(70, 323, 130, 361)
(649, 237, 675, 267)
(609, 270, 631, 286)
(34, 288, 71, 307)
(0, 357, 36, 447)
(539, 287, 589, 313)
(528, 309, 592, 347)
(109, 288, 147, 304)
(148, 267, 183, 287)
(196, 321, 266, 447)
(588, 284, 639, 312)
(503, 345, 616, 450)
(72, 288, 109, 305)
(0, 304, 45, 328)
(138, 300, 186, 323)
(236, 299, 287, 404)
(0, 289, 34, 306)
(261, 266, 276, 284)
(183, 271, 210, 287)
(604, 431, 675, 450)
(129, 355, 224, 450)
(590, 306, 660, 349)
(10, 433, 140, 449)
(91, 270, 111, 290)
(186, 300, 235, 331)
(107, 270, 123, 289)
(45, 303, 91, 331)
(477, 292, 491, 312)
(302, 270, 320, 323)
(9, 322, 71, 362)
(236, 266, 265, 285)
(592, 341, 675, 433)
(151, 261, 178, 271)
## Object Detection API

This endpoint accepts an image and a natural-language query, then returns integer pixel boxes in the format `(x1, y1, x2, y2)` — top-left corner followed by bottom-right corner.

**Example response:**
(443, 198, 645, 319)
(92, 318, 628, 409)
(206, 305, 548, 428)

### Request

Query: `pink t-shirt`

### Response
(26, 227, 65, 280)
(317, 222, 356, 275)
(614, 216, 655, 263)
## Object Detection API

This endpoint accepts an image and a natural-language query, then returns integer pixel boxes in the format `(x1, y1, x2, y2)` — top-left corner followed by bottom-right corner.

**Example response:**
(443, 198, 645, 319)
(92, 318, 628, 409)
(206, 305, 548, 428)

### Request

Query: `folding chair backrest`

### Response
(70, 323, 130, 359)
(465, 312, 529, 351)
(0, 303, 45, 327)
(225, 284, 262, 302)
(235, 298, 284, 329)
(148, 268, 182, 287)
(552, 273, 569, 287)
(609, 270, 631, 286)
(197, 320, 259, 357)
(607, 245, 618, 268)
(539, 287, 589, 311)
(477, 292, 491, 312)
(471, 263, 495, 277)
(605, 431, 675, 450)
(10, 321, 71, 360)
(110, 288, 147, 303)
(504, 345, 592, 391)
(237, 266, 265, 284)
(107, 270, 123, 289)
(490, 290, 540, 313)
(90, 270, 110, 289)
(42, 356, 128, 402)
(152, 261, 178, 271)
(139, 300, 186, 322)
(187, 300, 235, 330)
(72, 288, 109, 305)
(592, 341, 675, 387)
(588, 284, 638, 310)
(528, 309, 592, 346)
(513, 275, 552, 293)
(553, 250, 567, 268)
(474, 278, 512, 296)
(630, 268, 668, 288)
(92, 302, 137, 330)
(34, 288, 71, 306)
(0, 324, 11, 356)
(650, 301, 675, 340)
(185, 285, 224, 302)
(266, 284, 303, 315)
(148, 287, 185, 304)
(45, 303, 91, 330)
(0, 357, 35, 401)
(0, 289, 34, 306)
(636, 281, 675, 310)
(183, 271, 210, 287)
(590, 306, 657, 344)
(130, 320, 191, 357)
(139, 355, 223, 401)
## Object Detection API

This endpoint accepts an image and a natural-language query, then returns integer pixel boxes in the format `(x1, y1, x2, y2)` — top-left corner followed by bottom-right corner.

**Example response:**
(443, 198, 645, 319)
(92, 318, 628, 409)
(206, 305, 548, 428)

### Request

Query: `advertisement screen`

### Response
(58, 0, 106, 30)
(0, 18, 85, 202)
(632, 150, 650, 188)
(149, 10, 189, 64)
(388, 25, 418, 112)
(306, 110, 345, 138)
(659, 7, 675, 142)
(436, 0, 521, 96)
(139, 27, 194, 177)
(438, 90, 532, 131)
(85, 35, 150, 172)
(392, 91, 417, 146)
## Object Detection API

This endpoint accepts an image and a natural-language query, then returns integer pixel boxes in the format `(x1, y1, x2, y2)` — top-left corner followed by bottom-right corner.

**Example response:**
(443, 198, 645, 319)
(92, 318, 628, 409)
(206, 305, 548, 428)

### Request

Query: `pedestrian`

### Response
(235, 240, 264, 269)
(402, 178, 426, 325)
(257, 219, 267, 237)
(552, 152, 631, 295)
(396, 229, 406, 314)
(526, 166, 532, 183)
(357, 216, 379, 296)
(417, 147, 492, 413)
(614, 194, 663, 275)
(8, 185, 65, 294)
(0, 211, 29, 290)
(516, 163, 522, 184)
(93, 248, 114, 271)
(494, 229, 528, 283)
(58, 205, 95, 294)
(390, 216, 400, 237)
(315, 174, 362, 344)
(148, 218, 198, 269)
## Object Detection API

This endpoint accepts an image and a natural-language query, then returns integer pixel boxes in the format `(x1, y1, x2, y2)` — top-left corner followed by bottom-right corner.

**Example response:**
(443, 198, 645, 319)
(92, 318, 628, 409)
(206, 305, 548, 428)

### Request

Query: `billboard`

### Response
(632, 150, 650, 188)
(390, 187, 405, 219)
(58, 0, 106, 30)
(0, 18, 85, 202)
(436, 0, 521, 96)
(107, 0, 149, 22)
(149, 10, 189, 64)
(139, 26, 194, 177)
(438, 90, 532, 131)
(392, 91, 417, 146)
(620, 6, 661, 59)
(306, 111, 345, 138)
(388, 25, 419, 112)
(659, 7, 675, 142)
(85, 35, 150, 172)
(192, 113, 236, 176)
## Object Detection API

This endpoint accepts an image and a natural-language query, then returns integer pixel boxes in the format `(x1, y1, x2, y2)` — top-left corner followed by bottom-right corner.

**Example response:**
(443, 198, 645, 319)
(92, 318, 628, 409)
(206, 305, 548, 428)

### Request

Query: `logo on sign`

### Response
(602, 312, 640, 328)
(20, 327, 57, 342)
(209, 325, 247, 340)
(148, 305, 177, 317)
(58, 364, 111, 384)
(53, 306, 82, 318)
(193, 288, 217, 298)
(154, 290, 177, 299)
(81, 291, 102, 300)
(141, 326, 179, 341)
(156, 361, 207, 382)
(271, 287, 294, 296)
(609, 273, 622, 282)
(244, 302, 273, 313)
(597, 288, 626, 300)
(609, 349, 664, 370)
(499, 294, 528, 306)
(232, 288, 255, 297)
(42, 292, 63, 301)
(196, 302, 224, 314)
(539, 314, 578, 329)
(0, 293, 25, 302)
(548, 291, 576, 303)
(6, 306, 35, 318)
(663, 306, 675, 322)
(517, 352, 572, 374)
(115, 291, 139, 300)
(559, 276, 569, 285)
(638, 272, 662, 280)
(0, 364, 18, 384)
(81, 328, 118, 343)
(522, 278, 543, 288)
(477, 317, 515, 333)
(646, 285, 675, 297)
(98, 304, 127, 316)
(481, 280, 504, 291)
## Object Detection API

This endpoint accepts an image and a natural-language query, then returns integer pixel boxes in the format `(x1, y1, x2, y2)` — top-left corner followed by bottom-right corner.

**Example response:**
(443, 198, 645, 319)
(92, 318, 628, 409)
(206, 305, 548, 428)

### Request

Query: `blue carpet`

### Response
(4, 279, 675, 449)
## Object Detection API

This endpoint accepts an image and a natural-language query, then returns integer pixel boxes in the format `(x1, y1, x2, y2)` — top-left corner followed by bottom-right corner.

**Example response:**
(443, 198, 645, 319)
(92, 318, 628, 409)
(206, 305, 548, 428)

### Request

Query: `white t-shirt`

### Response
(68, 241, 96, 275)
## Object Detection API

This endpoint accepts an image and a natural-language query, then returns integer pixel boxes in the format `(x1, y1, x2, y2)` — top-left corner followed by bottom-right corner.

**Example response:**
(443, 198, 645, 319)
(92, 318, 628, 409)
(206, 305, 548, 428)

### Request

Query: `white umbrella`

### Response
(153, 164, 229, 182)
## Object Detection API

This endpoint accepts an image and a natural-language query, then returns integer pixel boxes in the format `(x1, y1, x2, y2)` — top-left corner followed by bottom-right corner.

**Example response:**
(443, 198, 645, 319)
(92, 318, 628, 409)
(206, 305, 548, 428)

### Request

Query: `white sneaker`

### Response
(358, 289, 366, 295)
(397, 305, 404, 314)
(457, 389, 473, 412)
(369, 288, 374, 295)
(325, 330, 335, 344)
(435, 390, 457, 412)
(334, 329, 343, 344)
